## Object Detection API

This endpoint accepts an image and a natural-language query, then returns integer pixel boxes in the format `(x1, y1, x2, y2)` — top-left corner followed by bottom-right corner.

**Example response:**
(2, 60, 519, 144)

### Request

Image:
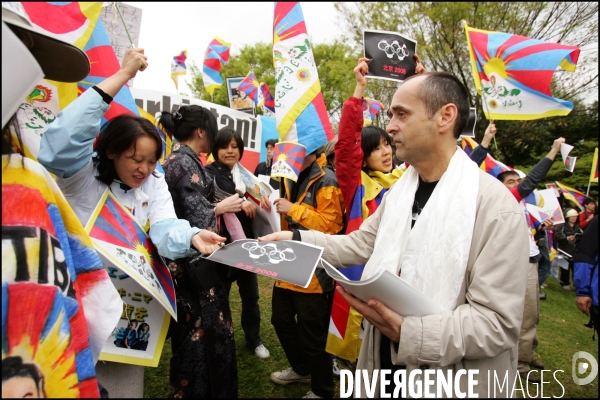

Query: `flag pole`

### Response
(586, 181, 591, 196)
(113, 2, 135, 48)
(480, 91, 498, 149)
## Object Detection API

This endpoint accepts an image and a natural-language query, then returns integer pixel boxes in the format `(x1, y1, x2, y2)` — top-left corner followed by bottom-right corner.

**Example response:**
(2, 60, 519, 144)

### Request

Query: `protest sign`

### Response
(86, 189, 174, 366)
(207, 239, 323, 288)
(363, 29, 417, 82)
(131, 88, 278, 173)
(560, 142, 577, 172)
(538, 188, 566, 224)
(226, 76, 254, 115)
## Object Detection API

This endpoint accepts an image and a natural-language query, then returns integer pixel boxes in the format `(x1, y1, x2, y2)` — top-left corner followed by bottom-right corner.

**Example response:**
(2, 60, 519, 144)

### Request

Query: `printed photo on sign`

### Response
(98, 262, 171, 367)
(207, 239, 324, 288)
(226, 76, 254, 115)
(363, 29, 417, 82)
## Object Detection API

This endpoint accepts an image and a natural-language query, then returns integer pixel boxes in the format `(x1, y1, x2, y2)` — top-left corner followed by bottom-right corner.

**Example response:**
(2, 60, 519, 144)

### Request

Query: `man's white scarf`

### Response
(362, 147, 479, 310)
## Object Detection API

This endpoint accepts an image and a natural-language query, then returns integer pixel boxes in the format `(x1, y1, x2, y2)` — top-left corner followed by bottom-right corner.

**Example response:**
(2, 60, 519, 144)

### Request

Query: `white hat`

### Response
(2, 2, 90, 128)
(565, 209, 579, 218)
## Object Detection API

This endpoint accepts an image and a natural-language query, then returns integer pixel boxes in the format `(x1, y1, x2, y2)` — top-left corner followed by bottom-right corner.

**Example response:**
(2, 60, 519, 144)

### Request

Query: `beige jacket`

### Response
(300, 170, 529, 398)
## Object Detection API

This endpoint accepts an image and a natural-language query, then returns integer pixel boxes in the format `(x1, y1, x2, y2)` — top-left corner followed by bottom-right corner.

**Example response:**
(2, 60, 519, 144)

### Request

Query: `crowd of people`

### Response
(2, 3, 598, 399)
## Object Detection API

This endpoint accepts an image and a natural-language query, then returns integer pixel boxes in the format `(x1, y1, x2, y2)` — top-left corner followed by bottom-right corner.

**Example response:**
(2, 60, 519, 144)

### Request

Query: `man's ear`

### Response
(437, 103, 458, 135)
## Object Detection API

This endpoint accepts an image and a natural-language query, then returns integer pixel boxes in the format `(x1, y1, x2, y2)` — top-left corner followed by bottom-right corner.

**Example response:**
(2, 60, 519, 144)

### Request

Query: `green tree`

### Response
(186, 41, 357, 127)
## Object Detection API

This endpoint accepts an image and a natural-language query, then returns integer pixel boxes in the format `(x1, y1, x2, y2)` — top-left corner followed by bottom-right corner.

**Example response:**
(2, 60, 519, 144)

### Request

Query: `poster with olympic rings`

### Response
(363, 29, 418, 82)
(207, 239, 324, 288)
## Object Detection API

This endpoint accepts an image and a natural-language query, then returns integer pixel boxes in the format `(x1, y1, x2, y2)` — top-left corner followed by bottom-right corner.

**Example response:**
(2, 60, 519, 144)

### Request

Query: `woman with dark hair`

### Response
(326, 56, 425, 378)
(158, 109, 242, 398)
(205, 127, 270, 360)
(37, 49, 226, 398)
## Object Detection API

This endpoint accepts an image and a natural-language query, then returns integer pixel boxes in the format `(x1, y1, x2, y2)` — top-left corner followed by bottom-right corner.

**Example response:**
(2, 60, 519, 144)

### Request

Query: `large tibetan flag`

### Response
(555, 181, 590, 211)
(3, 156, 122, 393)
(171, 50, 187, 91)
(202, 37, 231, 95)
(259, 82, 276, 117)
(461, 136, 513, 177)
(238, 72, 260, 105)
(464, 22, 580, 120)
(273, 2, 333, 155)
(590, 147, 598, 184)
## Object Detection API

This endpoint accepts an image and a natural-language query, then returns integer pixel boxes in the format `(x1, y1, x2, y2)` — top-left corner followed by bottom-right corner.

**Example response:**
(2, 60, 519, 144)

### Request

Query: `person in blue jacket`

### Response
(573, 215, 598, 342)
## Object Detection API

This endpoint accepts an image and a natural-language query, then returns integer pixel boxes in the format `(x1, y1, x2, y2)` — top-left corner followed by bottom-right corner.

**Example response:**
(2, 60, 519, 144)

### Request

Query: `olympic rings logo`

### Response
(241, 242, 297, 264)
(378, 40, 410, 61)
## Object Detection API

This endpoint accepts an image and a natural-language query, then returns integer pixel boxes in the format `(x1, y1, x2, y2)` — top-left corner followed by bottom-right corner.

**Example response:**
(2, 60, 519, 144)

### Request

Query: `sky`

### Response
(121, 2, 342, 95)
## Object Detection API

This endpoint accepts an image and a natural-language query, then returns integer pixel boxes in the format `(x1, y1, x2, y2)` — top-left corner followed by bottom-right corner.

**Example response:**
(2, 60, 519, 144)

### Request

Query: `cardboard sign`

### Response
(86, 190, 175, 366)
(207, 239, 324, 288)
(364, 29, 417, 82)
(226, 76, 254, 115)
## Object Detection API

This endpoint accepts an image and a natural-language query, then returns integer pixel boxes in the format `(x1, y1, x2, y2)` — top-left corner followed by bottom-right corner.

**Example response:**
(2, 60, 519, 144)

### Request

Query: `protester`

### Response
(579, 198, 596, 230)
(496, 137, 564, 383)
(555, 208, 584, 290)
(260, 72, 529, 397)
(254, 138, 279, 190)
(325, 57, 409, 376)
(158, 107, 242, 398)
(205, 127, 270, 360)
(573, 215, 598, 341)
(260, 149, 345, 399)
(2, 3, 120, 397)
(37, 48, 226, 398)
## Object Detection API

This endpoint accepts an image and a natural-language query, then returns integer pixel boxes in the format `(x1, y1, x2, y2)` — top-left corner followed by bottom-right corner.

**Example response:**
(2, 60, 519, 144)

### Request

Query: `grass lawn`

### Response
(145, 274, 598, 398)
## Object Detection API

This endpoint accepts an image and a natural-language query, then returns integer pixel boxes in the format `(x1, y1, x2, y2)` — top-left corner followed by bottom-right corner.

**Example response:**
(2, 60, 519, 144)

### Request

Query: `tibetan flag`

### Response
(78, 18, 140, 125)
(238, 72, 260, 105)
(464, 22, 580, 120)
(461, 136, 513, 177)
(590, 147, 598, 184)
(273, 2, 334, 155)
(171, 50, 187, 91)
(259, 82, 276, 117)
(3, 156, 123, 393)
(555, 181, 590, 211)
(202, 37, 231, 95)
(362, 97, 384, 126)
(271, 142, 306, 182)
(87, 190, 177, 319)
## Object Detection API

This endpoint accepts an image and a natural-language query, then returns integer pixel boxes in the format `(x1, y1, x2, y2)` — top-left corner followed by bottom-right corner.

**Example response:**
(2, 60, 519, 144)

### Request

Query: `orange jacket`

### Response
(275, 154, 345, 293)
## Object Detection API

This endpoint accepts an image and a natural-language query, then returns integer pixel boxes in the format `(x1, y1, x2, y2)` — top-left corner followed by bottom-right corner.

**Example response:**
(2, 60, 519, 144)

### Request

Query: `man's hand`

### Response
(191, 230, 226, 255)
(547, 137, 565, 160)
(576, 296, 592, 316)
(241, 199, 257, 218)
(258, 231, 293, 242)
(414, 54, 426, 74)
(481, 121, 497, 148)
(273, 198, 293, 215)
(336, 286, 404, 343)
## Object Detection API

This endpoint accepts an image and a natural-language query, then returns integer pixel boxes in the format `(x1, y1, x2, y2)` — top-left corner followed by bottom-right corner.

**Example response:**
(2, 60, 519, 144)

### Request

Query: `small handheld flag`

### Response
(238, 72, 260, 105)
(259, 82, 276, 117)
(362, 97, 384, 126)
(171, 50, 187, 91)
(271, 142, 307, 182)
(202, 37, 231, 96)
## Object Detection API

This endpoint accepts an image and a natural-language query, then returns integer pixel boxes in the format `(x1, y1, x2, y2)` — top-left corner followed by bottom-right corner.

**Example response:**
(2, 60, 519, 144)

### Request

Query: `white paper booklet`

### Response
(321, 259, 447, 317)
